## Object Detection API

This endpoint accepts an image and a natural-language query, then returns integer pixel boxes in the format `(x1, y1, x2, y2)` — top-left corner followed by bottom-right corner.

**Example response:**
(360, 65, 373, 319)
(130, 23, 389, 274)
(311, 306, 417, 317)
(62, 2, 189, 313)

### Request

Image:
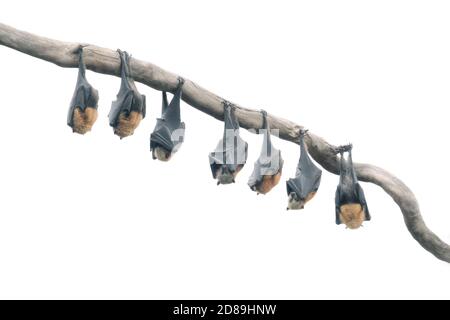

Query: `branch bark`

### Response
(1, 22, 449, 262)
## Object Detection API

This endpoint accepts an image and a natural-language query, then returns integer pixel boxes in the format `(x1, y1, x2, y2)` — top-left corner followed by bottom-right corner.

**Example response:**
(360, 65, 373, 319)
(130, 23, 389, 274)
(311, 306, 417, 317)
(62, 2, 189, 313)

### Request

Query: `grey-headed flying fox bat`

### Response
(248, 110, 283, 194)
(335, 144, 370, 229)
(286, 129, 322, 210)
(67, 47, 99, 134)
(108, 49, 146, 139)
(209, 102, 248, 185)
(150, 79, 185, 161)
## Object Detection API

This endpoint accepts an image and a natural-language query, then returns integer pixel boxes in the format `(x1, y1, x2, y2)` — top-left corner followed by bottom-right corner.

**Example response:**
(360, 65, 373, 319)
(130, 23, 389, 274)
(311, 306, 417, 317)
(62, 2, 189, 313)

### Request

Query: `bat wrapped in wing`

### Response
(67, 47, 99, 134)
(150, 79, 185, 161)
(108, 49, 146, 139)
(209, 102, 248, 185)
(335, 144, 370, 229)
(286, 129, 322, 210)
(248, 110, 283, 194)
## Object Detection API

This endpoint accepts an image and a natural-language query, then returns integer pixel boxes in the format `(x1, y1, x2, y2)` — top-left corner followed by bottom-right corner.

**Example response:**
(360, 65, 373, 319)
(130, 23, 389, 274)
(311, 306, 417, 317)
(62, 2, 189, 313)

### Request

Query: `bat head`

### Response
(152, 146, 172, 162)
(71, 106, 98, 135)
(216, 166, 235, 185)
(339, 203, 365, 229)
(113, 111, 143, 139)
(287, 192, 305, 210)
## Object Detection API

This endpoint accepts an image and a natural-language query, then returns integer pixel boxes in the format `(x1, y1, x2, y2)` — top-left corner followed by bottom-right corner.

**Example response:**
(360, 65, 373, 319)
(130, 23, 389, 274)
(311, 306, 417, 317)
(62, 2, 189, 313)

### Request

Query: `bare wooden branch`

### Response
(1, 22, 448, 262)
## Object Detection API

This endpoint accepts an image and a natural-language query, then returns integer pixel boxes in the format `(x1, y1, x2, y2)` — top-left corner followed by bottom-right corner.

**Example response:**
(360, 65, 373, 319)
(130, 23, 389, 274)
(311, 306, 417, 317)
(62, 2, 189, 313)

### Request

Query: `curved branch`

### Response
(1, 22, 448, 262)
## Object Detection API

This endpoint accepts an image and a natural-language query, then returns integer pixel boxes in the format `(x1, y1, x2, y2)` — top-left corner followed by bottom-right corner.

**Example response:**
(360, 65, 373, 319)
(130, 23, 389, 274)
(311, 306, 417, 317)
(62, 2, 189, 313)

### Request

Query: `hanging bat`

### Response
(108, 49, 146, 139)
(335, 144, 370, 229)
(67, 47, 99, 134)
(150, 79, 185, 161)
(248, 110, 283, 194)
(286, 129, 322, 210)
(209, 102, 248, 185)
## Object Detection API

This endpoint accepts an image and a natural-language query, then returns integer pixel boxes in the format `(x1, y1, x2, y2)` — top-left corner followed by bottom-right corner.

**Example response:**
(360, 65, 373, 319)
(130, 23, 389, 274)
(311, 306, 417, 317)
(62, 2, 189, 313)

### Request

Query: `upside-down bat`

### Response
(335, 144, 370, 229)
(248, 110, 283, 194)
(108, 49, 146, 139)
(67, 47, 99, 134)
(150, 79, 185, 161)
(286, 129, 322, 210)
(209, 102, 248, 185)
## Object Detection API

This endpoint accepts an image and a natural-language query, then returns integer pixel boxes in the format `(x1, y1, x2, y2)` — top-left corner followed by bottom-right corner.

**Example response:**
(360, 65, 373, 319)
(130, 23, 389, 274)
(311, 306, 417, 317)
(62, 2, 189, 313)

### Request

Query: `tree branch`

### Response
(1, 22, 448, 262)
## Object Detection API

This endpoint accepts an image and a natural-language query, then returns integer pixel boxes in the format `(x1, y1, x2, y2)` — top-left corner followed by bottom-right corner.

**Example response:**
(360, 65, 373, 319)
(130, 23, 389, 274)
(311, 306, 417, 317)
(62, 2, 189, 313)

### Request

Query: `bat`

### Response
(108, 49, 146, 139)
(209, 102, 248, 185)
(335, 144, 371, 229)
(248, 110, 283, 194)
(67, 47, 99, 134)
(150, 79, 185, 161)
(286, 129, 322, 209)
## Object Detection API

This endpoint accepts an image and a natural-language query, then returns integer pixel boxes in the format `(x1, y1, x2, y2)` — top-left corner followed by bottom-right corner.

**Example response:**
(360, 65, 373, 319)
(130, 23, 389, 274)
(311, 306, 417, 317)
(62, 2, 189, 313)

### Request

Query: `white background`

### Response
(0, 0, 449, 299)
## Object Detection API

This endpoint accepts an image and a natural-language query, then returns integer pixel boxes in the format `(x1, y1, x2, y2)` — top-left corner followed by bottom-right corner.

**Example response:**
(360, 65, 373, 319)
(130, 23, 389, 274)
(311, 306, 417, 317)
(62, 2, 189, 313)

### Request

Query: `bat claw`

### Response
(217, 181, 220, 186)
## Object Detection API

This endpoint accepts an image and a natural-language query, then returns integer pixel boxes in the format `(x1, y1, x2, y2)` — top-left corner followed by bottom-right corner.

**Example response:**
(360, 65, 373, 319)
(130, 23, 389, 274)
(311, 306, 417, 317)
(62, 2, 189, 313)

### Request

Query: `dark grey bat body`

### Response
(67, 48, 99, 132)
(108, 50, 146, 138)
(150, 82, 185, 161)
(335, 145, 370, 229)
(286, 130, 322, 209)
(209, 103, 248, 184)
(248, 110, 283, 194)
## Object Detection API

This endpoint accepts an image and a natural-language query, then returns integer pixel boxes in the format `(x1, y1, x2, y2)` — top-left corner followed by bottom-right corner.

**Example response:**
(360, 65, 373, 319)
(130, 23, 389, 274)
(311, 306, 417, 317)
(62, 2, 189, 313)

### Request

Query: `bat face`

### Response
(338, 203, 365, 229)
(287, 192, 303, 210)
(217, 169, 234, 185)
(113, 111, 143, 139)
(71, 107, 98, 135)
(286, 190, 317, 210)
(152, 146, 172, 162)
(215, 164, 243, 185)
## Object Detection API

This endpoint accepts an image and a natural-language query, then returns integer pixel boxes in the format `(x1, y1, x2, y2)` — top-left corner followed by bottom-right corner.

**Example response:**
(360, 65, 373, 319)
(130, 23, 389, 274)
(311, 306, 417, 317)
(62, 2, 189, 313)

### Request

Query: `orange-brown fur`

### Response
(233, 164, 244, 178)
(72, 107, 98, 134)
(114, 111, 143, 139)
(339, 203, 365, 229)
(255, 170, 282, 195)
(304, 191, 317, 203)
